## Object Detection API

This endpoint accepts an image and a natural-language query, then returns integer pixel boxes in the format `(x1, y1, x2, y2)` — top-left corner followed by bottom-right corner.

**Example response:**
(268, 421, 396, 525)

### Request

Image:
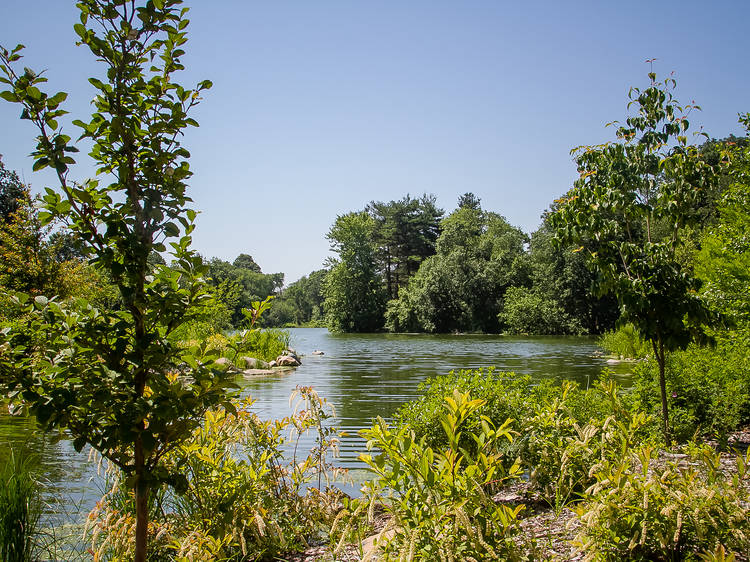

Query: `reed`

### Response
(0, 450, 42, 562)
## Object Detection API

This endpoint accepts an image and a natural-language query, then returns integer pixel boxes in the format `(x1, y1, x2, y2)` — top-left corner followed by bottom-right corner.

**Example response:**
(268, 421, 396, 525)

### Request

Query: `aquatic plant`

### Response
(0, 451, 41, 562)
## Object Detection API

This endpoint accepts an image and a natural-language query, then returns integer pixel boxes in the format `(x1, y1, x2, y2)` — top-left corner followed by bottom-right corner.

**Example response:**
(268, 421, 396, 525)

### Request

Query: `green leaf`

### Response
(32, 158, 49, 171)
(73, 436, 87, 452)
(26, 86, 41, 100)
(163, 222, 179, 237)
(169, 473, 189, 494)
(48, 91, 68, 105)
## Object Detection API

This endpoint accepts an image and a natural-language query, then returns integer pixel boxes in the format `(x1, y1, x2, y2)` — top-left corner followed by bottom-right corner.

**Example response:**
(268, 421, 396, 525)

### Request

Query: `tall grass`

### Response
(0, 450, 42, 562)
(241, 327, 290, 362)
(599, 323, 650, 359)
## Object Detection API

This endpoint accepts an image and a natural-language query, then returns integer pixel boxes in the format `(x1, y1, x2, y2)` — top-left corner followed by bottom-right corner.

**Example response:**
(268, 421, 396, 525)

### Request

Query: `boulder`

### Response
(282, 349, 301, 362)
(214, 357, 238, 371)
(239, 356, 271, 370)
(275, 355, 301, 367)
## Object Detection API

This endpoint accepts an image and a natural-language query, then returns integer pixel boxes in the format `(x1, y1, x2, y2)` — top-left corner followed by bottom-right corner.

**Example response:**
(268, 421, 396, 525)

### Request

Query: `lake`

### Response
(0, 328, 622, 519)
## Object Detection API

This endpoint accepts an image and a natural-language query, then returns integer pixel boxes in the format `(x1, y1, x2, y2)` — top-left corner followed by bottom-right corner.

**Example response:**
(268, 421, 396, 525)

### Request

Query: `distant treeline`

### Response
(307, 191, 617, 335)
(1, 133, 741, 336)
(271, 134, 741, 335)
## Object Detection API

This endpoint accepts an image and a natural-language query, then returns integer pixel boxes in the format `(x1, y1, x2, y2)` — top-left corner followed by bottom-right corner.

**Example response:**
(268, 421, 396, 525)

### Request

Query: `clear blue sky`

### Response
(1, 1, 748, 284)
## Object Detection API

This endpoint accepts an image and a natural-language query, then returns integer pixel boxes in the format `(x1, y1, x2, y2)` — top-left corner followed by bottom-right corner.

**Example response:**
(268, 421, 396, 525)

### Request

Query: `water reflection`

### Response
(0, 329, 622, 516)
(241, 329, 625, 466)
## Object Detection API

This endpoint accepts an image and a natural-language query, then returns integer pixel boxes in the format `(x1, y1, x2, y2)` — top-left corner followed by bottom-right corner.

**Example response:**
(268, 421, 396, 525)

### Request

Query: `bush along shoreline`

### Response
(46, 368, 745, 561)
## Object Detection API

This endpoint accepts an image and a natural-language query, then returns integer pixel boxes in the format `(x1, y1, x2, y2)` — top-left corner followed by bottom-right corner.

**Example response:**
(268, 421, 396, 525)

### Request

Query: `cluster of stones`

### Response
(270, 348, 302, 368)
(215, 348, 325, 376)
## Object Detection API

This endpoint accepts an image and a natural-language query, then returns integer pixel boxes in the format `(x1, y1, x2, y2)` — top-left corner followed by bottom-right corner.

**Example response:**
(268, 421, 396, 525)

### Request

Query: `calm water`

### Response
(0, 329, 621, 516)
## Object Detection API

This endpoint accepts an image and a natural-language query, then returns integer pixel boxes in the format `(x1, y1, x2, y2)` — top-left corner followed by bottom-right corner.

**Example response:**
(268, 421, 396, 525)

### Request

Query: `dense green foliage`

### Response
(88, 389, 345, 560)
(632, 331, 750, 445)
(0, 3, 239, 559)
(206, 255, 284, 328)
(0, 157, 26, 223)
(521, 221, 619, 335)
(0, 168, 117, 311)
(696, 116, 750, 325)
(323, 211, 387, 332)
(499, 286, 575, 335)
(394, 369, 644, 503)
(266, 268, 327, 327)
(0, 453, 41, 562)
(386, 203, 529, 333)
(599, 323, 650, 359)
(550, 74, 720, 442)
(322, 192, 619, 334)
(396, 369, 556, 453)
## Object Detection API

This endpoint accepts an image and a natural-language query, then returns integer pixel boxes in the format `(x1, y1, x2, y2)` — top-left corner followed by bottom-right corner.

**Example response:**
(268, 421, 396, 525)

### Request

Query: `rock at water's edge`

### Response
(276, 355, 301, 367)
(239, 356, 271, 369)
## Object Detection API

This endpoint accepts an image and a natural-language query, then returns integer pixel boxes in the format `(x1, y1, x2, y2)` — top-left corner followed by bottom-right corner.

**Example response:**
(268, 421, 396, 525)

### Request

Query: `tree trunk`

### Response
(134, 439, 149, 562)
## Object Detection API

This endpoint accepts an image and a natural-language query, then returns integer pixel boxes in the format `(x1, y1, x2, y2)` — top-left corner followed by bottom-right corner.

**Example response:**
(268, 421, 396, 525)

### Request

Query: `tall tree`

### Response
(367, 194, 443, 299)
(323, 212, 386, 332)
(0, 3, 235, 560)
(387, 204, 527, 333)
(232, 252, 262, 272)
(549, 74, 719, 443)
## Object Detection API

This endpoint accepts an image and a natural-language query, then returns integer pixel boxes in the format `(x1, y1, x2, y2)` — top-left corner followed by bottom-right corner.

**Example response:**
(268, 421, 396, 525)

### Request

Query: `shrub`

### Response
(499, 286, 582, 335)
(576, 445, 750, 561)
(395, 369, 555, 455)
(232, 328, 290, 363)
(520, 380, 654, 508)
(599, 323, 650, 359)
(87, 388, 345, 561)
(173, 296, 290, 364)
(395, 369, 661, 508)
(631, 332, 750, 444)
(396, 369, 618, 474)
(360, 390, 529, 560)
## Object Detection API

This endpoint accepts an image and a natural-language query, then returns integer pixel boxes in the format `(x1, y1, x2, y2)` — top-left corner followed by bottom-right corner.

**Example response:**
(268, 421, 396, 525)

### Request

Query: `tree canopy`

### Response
(367, 194, 443, 300)
(0, 2, 236, 558)
(386, 202, 528, 333)
(549, 74, 720, 442)
(323, 211, 386, 332)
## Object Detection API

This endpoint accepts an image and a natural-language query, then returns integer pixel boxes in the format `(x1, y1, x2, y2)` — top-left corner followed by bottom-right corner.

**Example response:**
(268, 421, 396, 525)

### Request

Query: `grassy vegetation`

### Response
(599, 323, 651, 359)
(87, 389, 345, 560)
(0, 452, 41, 562)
